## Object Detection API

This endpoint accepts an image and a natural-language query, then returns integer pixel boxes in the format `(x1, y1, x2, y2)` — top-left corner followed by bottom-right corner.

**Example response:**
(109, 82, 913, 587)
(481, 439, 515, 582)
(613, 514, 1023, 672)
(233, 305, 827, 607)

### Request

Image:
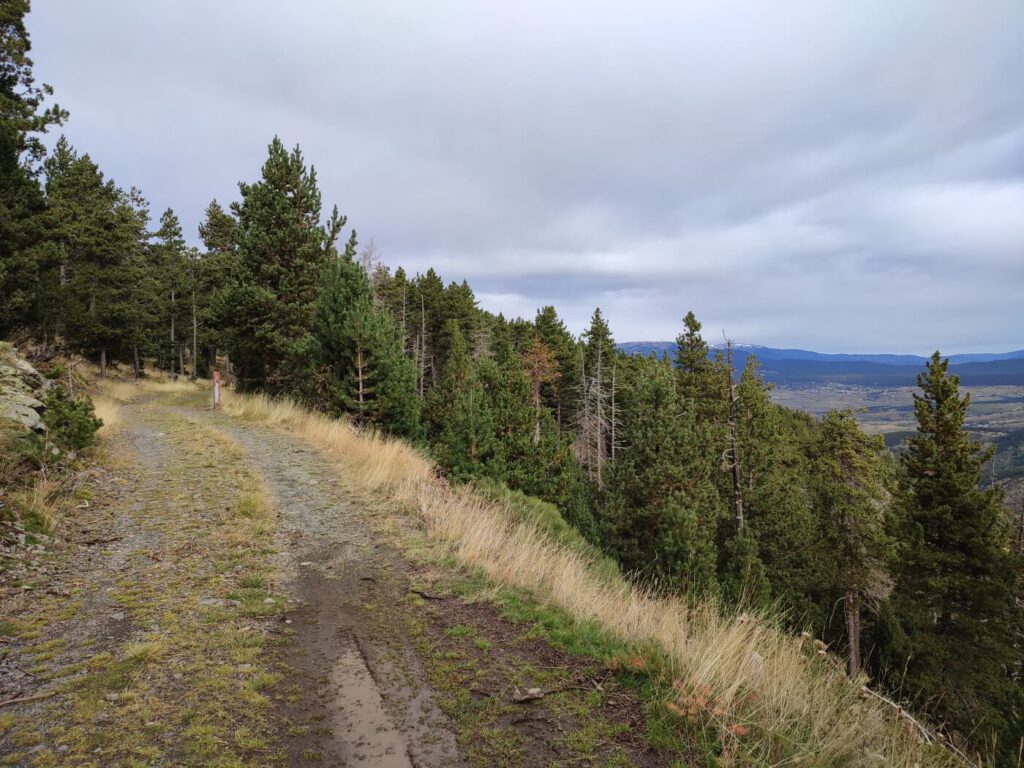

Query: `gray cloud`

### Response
(28, 0, 1024, 353)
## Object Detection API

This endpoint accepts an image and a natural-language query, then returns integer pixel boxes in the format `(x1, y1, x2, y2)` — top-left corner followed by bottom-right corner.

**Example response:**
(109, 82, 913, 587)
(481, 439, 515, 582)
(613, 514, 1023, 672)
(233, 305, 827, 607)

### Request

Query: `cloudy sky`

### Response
(28, 1, 1024, 353)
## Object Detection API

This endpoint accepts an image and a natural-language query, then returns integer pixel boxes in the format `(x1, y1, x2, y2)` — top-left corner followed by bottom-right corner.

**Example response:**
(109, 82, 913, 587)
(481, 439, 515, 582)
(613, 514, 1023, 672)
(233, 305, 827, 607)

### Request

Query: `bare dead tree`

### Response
(417, 295, 429, 399)
(724, 336, 744, 532)
(610, 362, 621, 462)
(191, 284, 198, 381)
(359, 240, 387, 308)
(573, 346, 614, 489)
(358, 239, 381, 273)
(472, 324, 492, 362)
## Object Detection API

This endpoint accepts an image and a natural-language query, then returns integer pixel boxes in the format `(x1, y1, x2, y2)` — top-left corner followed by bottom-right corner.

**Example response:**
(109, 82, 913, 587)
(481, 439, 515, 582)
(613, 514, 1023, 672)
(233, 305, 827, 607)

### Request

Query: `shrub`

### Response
(44, 361, 66, 380)
(42, 385, 103, 451)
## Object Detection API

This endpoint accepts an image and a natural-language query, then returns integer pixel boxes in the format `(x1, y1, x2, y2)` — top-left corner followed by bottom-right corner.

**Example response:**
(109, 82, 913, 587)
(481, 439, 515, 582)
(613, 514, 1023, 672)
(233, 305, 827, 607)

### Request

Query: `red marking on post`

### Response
(213, 369, 222, 410)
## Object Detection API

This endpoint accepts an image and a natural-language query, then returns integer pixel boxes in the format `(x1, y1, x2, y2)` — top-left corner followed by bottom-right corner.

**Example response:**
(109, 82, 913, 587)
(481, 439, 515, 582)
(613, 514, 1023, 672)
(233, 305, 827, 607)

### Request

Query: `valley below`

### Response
(771, 383, 1024, 490)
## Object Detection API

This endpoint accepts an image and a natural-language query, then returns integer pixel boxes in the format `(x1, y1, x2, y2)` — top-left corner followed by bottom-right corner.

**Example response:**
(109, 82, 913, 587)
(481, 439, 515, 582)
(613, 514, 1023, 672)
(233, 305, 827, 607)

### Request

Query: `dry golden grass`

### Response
(10, 475, 65, 534)
(92, 395, 122, 437)
(93, 377, 205, 442)
(221, 389, 957, 767)
(98, 377, 205, 404)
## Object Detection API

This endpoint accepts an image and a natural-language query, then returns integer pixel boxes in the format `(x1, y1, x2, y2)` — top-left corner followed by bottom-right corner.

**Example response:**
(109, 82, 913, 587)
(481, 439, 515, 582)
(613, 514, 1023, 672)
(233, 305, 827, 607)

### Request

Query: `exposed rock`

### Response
(0, 342, 48, 432)
(511, 687, 544, 702)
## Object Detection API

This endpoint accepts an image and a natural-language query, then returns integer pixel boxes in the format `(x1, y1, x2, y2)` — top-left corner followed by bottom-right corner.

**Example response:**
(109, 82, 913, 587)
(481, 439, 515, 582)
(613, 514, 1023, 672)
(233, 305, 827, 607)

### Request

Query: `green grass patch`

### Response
(446, 623, 475, 639)
(0, 619, 23, 637)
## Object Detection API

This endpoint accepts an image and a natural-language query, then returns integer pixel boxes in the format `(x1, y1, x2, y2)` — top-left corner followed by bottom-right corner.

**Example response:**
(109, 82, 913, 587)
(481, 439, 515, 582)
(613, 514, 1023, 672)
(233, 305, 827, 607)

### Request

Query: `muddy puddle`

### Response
(329, 645, 412, 766)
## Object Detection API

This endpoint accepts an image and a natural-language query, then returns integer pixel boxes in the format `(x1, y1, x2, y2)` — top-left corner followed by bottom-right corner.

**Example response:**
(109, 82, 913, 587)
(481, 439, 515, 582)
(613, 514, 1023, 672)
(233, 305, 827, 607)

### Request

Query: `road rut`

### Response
(201, 413, 465, 768)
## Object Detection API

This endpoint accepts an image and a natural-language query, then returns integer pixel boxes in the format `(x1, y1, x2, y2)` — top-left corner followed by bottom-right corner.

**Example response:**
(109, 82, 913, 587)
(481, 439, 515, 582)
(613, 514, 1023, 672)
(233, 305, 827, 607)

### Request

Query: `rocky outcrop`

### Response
(0, 343, 48, 432)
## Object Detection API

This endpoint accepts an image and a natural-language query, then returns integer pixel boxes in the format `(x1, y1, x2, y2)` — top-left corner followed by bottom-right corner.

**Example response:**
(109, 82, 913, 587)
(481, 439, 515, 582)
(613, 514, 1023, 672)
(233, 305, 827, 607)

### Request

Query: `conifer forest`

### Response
(2, 2, 1022, 766)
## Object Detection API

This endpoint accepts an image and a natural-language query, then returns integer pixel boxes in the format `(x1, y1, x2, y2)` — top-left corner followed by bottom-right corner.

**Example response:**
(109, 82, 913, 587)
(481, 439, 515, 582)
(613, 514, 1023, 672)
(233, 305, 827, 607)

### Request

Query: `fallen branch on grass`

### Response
(0, 691, 57, 708)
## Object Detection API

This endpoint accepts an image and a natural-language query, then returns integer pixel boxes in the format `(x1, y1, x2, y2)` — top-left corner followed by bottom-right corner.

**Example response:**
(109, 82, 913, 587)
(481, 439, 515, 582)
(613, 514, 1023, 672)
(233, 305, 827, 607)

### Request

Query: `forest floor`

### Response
(0, 387, 680, 767)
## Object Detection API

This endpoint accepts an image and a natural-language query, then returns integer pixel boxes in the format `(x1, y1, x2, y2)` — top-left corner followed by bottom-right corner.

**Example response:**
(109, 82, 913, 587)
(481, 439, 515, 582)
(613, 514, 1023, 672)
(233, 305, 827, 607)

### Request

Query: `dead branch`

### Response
(0, 691, 57, 708)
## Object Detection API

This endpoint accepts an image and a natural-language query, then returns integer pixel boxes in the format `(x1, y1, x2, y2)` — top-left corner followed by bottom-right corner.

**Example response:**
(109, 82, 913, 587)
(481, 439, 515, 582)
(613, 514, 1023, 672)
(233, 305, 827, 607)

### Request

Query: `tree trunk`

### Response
(170, 289, 176, 377)
(726, 339, 744, 531)
(532, 385, 541, 446)
(845, 588, 862, 677)
(419, 296, 428, 398)
(594, 347, 605, 490)
(400, 285, 408, 355)
(191, 288, 198, 381)
(610, 364, 617, 462)
(356, 345, 366, 424)
(178, 343, 185, 381)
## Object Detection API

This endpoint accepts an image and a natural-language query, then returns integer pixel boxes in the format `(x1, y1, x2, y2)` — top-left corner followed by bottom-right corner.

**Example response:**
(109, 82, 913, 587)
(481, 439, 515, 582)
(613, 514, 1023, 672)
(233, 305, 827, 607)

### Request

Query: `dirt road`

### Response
(0, 389, 668, 767)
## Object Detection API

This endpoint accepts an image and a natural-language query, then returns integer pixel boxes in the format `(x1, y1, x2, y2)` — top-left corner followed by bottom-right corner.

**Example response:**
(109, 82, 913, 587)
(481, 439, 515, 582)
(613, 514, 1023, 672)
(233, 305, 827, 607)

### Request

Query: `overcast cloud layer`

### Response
(28, 1, 1024, 353)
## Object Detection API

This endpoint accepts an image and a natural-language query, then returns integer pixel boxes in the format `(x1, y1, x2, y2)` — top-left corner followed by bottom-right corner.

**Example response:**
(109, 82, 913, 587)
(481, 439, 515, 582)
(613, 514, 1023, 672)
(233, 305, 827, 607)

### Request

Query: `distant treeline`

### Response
(619, 342, 1024, 387)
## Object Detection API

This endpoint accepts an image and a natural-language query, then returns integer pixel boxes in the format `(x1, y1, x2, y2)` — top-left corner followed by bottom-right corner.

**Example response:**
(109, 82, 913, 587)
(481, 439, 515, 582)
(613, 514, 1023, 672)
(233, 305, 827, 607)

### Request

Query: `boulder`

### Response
(0, 343, 48, 432)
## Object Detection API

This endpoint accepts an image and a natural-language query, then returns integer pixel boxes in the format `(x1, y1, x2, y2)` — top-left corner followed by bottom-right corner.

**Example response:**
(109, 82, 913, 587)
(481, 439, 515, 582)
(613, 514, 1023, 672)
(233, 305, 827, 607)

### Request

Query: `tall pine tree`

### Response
(888, 353, 1023, 760)
(314, 232, 421, 437)
(0, 0, 67, 337)
(604, 354, 719, 595)
(221, 137, 343, 397)
(429, 322, 497, 480)
(814, 410, 891, 677)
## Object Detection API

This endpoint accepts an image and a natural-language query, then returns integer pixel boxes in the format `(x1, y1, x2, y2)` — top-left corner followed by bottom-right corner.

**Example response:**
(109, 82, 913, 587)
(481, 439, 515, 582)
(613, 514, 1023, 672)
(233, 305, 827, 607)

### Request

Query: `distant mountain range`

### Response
(617, 343, 1024, 387)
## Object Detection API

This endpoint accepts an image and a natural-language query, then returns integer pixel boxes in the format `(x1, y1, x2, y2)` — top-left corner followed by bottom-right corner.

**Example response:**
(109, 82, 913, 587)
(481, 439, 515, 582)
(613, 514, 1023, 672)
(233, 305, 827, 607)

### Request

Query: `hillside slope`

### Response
(217, 384, 964, 767)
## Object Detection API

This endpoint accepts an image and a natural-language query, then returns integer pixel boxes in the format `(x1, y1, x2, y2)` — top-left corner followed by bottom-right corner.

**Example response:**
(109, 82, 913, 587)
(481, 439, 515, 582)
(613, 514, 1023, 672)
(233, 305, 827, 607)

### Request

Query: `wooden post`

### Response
(213, 369, 222, 410)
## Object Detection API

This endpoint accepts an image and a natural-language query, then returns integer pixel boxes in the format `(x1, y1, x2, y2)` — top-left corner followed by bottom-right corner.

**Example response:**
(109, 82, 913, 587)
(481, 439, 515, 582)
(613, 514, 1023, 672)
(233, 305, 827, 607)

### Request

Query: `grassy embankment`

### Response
(219, 387, 961, 768)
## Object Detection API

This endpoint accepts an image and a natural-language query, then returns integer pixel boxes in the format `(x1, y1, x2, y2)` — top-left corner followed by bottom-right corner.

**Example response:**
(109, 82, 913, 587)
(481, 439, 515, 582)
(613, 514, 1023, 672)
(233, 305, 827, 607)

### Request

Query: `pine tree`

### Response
(409, 269, 445, 392)
(439, 279, 480, 367)
(374, 265, 411, 349)
(735, 354, 822, 620)
(153, 208, 188, 374)
(117, 187, 158, 377)
(43, 139, 140, 372)
(523, 334, 558, 446)
(478, 344, 531, 479)
(314, 235, 421, 437)
(182, 246, 203, 379)
(429, 322, 497, 480)
(575, 308, 617, 488)
(604, 355, 719, 594)
(199, 199, 237, 256)
(674, 311, 723, 422)
(814, 410, 891, 677)
(198, 198, 239, 373)
(534, 305, 581, 434)
(0, 0, 67, 337)
(888, 352, 1023, 758)
(221, 137, 343, 397)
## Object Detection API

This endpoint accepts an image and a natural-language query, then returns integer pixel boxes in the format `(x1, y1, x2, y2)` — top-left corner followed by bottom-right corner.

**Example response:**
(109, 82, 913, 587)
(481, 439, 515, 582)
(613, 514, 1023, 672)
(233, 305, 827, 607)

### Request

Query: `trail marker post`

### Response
(213, 369, 222, 410)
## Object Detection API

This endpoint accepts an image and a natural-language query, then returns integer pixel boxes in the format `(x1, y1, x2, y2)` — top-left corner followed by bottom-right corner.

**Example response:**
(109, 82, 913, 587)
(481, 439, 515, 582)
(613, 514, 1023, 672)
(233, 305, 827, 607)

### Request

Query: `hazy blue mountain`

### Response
(617, 342, 1024, 386)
